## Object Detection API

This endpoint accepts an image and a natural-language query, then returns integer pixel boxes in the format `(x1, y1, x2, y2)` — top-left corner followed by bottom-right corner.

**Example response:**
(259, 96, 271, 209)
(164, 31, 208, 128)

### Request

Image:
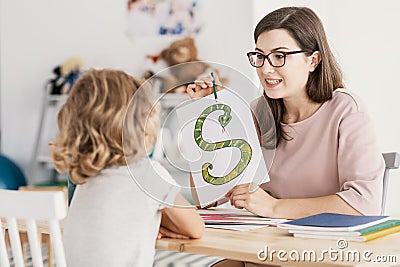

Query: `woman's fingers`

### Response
(232, 199, 246, 209)
(194, 79, 211, 88)
(227, 184, 254, 206)
(186, 71, 223, 100)
(186, 82, 212, 99)
(229, 190, 246, 206)
(230, 190, 251, 209)
(229, 184, 251, 195)
(186, 83, 198, 99)
(231, 194, 247, 203)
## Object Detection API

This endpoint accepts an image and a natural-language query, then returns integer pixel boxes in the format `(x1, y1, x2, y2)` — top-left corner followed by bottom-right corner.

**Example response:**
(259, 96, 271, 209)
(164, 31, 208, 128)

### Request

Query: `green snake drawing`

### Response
(194, 104, 252, 185)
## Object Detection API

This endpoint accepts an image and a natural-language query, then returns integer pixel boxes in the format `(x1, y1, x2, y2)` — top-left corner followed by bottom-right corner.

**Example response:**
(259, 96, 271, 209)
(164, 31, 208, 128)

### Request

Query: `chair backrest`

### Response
(381, 152, 400, 215)
(0, 190, 67, 267)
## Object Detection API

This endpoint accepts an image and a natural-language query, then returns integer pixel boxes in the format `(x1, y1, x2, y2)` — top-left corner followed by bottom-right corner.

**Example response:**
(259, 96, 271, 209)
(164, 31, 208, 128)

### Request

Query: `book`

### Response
(198, 208, 288, 227)
(293, 224, 400, 242)
(288, 219, 400, 237)
(278, 213, 390, 232)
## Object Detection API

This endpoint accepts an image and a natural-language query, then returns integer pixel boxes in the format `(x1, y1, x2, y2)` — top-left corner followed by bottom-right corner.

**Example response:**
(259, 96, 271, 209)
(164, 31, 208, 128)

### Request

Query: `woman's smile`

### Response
(264, 78, 283, 88)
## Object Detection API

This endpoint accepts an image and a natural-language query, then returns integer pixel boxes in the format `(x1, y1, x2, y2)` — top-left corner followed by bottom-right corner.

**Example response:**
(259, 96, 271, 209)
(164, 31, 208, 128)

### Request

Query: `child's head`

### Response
(50, 69, 159, 184)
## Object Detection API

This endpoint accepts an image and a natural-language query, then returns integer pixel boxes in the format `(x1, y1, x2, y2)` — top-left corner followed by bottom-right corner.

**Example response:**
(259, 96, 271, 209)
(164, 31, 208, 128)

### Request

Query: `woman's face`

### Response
(255, 29, 314, 100)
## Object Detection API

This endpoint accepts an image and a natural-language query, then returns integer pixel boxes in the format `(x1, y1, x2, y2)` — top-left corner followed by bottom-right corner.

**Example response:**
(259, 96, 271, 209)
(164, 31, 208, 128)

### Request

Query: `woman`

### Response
(187, 6, 384, 221)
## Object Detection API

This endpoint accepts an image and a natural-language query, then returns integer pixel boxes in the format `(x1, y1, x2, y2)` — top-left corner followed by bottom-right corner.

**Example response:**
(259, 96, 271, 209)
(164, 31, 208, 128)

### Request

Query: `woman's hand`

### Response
(225, 183, 277, 217)
(157, 226, 190, 240)
(186, 72, 223, 100)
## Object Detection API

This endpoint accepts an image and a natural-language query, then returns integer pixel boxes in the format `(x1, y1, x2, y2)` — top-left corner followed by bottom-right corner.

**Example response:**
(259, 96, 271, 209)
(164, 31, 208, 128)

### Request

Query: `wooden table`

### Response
(156, 226, 400, 266)
(3, 220, 400, 266)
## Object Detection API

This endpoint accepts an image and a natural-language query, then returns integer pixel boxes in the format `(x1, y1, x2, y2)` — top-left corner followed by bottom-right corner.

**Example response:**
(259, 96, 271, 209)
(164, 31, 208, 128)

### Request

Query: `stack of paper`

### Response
(278, 213, 400, 242)
(198, 208, 288, 231)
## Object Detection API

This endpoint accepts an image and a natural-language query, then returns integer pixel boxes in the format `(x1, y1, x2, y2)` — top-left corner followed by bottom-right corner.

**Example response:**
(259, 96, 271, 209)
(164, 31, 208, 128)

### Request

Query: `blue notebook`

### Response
(278, 213, 390, 232)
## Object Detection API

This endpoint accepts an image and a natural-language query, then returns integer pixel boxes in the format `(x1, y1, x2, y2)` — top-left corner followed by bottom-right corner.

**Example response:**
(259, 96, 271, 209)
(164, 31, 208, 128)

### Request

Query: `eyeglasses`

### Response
(247, 50, 310, 68)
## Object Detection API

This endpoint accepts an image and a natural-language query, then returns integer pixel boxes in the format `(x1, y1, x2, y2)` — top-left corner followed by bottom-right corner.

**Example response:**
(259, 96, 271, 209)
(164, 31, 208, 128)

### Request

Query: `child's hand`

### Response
(186, 72, 223, 100)
(157, 226, 190, 240)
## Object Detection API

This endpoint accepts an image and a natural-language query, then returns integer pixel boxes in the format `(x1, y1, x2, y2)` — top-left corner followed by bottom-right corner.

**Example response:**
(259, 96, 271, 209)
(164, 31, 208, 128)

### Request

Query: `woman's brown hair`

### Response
(253, 7, 344, 147)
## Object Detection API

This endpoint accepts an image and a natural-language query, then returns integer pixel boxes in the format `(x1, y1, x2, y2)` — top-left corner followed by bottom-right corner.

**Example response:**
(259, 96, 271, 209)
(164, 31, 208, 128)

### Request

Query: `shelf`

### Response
(36, 155, 55, 170)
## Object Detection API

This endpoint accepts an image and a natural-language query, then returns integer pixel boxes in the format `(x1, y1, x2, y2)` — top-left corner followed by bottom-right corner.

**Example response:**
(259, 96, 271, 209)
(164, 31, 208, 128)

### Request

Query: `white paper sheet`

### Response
(176, 89, 269, 207)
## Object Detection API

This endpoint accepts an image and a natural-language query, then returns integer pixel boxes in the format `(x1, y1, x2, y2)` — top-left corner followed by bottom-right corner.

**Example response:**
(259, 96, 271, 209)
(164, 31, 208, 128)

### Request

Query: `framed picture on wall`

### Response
(126, 0, 203, 38)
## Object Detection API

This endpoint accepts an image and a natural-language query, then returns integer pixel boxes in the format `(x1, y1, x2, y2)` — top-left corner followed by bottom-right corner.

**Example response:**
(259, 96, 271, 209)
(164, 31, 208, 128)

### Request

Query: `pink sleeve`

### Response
(336, 111, 385, 215)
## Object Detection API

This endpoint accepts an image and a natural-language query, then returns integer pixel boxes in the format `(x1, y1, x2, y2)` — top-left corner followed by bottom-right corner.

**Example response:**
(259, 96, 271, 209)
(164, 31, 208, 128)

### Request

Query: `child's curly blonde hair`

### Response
(50, 69, 159, 184)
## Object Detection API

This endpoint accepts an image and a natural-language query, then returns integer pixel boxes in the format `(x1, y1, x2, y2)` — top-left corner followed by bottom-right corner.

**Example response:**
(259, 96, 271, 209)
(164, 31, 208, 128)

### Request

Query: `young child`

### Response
(50, 69, 204, 267)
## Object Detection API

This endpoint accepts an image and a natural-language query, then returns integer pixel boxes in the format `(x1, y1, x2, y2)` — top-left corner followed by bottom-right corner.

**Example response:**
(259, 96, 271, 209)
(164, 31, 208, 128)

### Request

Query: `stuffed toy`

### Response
(144, 37, 218, 93)
(48, 57, 84, 95)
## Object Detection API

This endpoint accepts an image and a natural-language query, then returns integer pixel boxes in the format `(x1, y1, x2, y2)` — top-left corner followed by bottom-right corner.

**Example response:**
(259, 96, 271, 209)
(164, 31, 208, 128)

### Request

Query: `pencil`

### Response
(211, 72, 217, 100)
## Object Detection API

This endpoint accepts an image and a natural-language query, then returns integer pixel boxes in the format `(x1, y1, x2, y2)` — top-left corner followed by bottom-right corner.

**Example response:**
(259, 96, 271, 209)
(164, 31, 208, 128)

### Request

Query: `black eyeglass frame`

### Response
(246, 50, 312, 68)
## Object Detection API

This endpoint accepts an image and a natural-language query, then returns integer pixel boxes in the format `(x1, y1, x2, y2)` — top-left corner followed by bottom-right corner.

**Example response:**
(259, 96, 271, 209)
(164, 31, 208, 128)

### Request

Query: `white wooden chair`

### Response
(382, 152, 400, 215)
(0, 189, 67, 267)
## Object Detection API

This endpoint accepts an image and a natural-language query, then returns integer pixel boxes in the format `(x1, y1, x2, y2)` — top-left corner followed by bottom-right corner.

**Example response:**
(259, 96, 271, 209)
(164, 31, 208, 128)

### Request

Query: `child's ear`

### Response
(309, 51, 321, 72)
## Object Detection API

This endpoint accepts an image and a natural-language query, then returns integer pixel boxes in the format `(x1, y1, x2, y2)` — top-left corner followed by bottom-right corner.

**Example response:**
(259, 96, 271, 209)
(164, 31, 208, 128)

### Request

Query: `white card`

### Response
(176, 89, 269, 207)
